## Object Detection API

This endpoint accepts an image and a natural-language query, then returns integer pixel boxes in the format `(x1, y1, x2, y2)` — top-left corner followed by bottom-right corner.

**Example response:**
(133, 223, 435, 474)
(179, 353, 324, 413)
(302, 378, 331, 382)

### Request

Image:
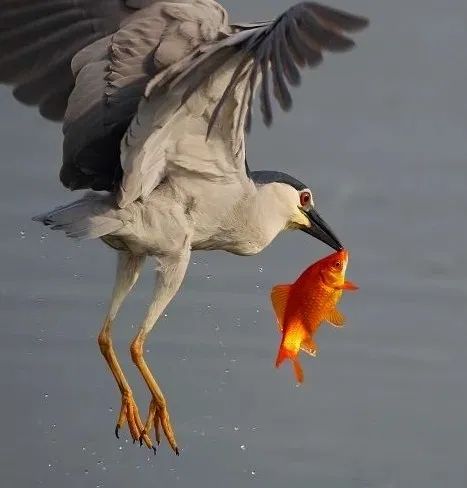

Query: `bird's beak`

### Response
(299, 207, 343, 251)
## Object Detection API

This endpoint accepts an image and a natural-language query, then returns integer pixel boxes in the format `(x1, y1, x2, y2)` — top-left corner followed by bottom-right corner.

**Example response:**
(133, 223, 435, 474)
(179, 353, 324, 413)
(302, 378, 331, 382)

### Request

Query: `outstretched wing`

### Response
(61, 0, 228, 192)
(0, 0, 156, 121)
(176, 1, 369, 133)
(0, 0, 227, 193)
(117, 1, 368, 207)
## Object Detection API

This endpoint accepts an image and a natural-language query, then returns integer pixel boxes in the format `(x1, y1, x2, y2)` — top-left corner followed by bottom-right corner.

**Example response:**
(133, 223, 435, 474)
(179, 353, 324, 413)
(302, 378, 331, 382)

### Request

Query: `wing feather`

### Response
(173, 1, 368, 130)
(0, 0, 139, 118)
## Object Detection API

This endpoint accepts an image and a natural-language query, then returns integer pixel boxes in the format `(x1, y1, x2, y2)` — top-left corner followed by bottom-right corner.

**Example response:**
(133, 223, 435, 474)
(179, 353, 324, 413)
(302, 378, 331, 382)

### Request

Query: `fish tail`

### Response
(276, 344, 304, 383)
(293, 359, 304, 384)
(275, 343, 292, 368)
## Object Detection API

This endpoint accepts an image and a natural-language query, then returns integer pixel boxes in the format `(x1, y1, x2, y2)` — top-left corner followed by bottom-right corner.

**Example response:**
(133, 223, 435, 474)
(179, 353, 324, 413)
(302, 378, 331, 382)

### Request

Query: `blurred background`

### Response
(1, 1, 466, 487)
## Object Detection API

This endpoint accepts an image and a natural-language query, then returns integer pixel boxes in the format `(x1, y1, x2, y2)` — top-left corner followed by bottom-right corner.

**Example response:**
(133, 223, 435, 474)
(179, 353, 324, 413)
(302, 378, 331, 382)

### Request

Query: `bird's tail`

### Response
(33, 192, 125, 239)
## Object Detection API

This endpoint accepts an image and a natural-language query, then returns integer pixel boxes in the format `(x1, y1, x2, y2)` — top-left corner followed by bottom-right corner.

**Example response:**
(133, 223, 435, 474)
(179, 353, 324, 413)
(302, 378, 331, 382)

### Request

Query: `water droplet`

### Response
(206, 275, 212, 280)
(84, 469, 89, 475)
(224, 369, 230, 374)
(19, 231, 26, 239)
(43, 393, 49, 399)
(256, 283, 260, 289)
(251, 470, 256, 477)
(240, 444, 246, 451)
(234, 426, 239, 431)
(258, 266, 263, 273)
(82, 447, 86, 452)
(118, 446, 123, 451)
(108, 407, 113, 413)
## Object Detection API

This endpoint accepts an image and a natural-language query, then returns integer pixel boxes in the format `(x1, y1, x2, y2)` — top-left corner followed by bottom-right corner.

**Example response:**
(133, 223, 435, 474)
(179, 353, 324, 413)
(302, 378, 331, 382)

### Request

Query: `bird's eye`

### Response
(300, 192, 311, 207)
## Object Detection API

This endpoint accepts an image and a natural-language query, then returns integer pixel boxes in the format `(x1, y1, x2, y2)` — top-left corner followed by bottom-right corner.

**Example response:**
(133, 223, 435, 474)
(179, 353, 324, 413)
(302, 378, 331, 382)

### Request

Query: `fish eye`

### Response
(334, 261, 341, 269)
(300, 192, 311, 207)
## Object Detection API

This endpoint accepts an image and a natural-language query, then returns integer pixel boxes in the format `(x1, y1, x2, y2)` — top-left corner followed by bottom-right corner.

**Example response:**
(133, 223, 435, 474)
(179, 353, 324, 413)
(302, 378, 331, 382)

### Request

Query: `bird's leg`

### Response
(97, 252, 153, 449)
(130, 248, 191, 455)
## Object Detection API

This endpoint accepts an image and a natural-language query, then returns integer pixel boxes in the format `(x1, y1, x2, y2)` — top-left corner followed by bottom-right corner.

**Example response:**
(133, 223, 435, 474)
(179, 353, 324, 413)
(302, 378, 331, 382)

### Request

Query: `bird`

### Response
(1, 0, 369, 455)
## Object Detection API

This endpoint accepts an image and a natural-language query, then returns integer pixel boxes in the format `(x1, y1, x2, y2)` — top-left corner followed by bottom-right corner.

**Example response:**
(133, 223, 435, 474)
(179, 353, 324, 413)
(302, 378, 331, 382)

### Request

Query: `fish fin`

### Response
(342, 280, 359, 291)
(270, 284, 292, 331)
(293, 359, 304, 384)
(276, 342, 304, 384)
(326, 308, 346, 327)
(300, 337, 318, 357)
(275, 343, 290, 368)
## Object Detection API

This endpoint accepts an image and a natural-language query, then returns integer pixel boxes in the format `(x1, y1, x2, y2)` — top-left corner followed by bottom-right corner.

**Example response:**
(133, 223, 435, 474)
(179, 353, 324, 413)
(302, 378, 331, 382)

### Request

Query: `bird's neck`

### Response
(222, 184, 290, 255)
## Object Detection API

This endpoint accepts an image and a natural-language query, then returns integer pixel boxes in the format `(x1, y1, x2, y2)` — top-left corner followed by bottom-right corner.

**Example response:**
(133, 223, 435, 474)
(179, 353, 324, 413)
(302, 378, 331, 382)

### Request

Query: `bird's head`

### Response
(250, 171, 342, 251)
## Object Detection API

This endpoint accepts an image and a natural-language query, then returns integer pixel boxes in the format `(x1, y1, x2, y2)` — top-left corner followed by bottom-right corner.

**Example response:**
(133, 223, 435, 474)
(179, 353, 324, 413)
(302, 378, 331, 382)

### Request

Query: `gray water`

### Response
(1, 1, 466, 487)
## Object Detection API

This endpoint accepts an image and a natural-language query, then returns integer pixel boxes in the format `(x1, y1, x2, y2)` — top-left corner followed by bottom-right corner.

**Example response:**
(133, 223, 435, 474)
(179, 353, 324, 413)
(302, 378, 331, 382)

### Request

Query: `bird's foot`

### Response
(139, 397, 179, 455)
(115, 391, 155, 452)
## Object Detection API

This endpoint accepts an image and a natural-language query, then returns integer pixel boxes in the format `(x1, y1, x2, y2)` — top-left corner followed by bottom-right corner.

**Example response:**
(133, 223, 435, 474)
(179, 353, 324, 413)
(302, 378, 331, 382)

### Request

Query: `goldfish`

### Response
(270, 249, 358, 384)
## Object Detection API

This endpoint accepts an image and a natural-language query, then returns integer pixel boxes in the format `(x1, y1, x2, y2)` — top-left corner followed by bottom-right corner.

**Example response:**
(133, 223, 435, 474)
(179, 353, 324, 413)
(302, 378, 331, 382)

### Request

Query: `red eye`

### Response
(300, 192, 311, 207)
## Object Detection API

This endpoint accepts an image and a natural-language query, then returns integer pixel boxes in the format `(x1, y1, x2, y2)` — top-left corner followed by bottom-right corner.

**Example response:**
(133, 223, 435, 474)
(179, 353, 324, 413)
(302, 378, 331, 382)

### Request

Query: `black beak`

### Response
(299, 207, 343, 251)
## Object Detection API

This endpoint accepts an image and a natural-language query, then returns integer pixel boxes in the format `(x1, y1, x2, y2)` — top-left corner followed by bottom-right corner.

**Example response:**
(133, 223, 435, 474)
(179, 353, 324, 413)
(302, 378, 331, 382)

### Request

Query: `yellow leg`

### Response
(97, 252, 155, 451)
(98, 319, 153, 450)
(130, 336, 179, 455)
(129, 248, 191, 455)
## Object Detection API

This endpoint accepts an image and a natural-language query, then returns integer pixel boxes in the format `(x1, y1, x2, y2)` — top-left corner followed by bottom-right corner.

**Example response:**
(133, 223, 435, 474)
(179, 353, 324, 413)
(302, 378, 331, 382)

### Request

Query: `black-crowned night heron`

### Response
(1, 0, 368, 454)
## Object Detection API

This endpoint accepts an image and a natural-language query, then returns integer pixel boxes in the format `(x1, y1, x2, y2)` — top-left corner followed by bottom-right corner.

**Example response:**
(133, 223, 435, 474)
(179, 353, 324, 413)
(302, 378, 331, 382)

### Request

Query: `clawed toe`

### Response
(110, 393, 178, 454)
(113, 391, 153, 450)
(141, 398, 179, 455)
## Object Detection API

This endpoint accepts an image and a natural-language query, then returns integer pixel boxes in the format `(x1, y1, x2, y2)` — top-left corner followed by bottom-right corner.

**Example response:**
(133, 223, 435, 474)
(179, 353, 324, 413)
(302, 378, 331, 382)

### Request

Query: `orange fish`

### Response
(271, 249, 358, 384)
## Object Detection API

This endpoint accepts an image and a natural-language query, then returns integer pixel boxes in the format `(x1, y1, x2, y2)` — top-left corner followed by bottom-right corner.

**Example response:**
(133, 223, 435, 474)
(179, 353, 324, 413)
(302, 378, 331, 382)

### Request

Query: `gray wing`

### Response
(0, 0, 153, 121)
(117, 1, 368, 207)
(0, 0, 189, 191)
(174, 1, 369, 134)
(60, 0, 228, 193)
